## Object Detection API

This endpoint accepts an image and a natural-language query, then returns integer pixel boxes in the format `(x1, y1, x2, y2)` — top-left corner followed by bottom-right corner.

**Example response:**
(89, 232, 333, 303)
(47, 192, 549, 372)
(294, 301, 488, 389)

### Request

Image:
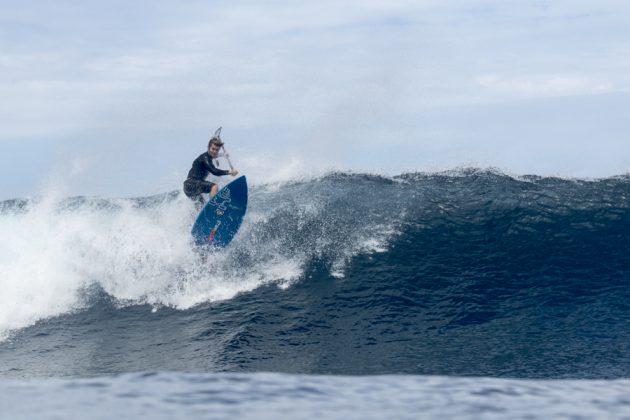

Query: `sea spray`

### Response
(0, 172, 402, 341)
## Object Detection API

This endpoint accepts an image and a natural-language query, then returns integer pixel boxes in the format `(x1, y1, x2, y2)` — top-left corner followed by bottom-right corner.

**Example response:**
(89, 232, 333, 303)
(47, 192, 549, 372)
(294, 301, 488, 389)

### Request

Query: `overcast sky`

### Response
(2, 0, 630, 199)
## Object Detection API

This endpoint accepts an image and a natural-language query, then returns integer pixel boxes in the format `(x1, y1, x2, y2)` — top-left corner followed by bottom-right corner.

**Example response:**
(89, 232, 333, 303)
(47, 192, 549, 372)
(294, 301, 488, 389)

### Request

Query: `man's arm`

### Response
(204, 155, 231, 176)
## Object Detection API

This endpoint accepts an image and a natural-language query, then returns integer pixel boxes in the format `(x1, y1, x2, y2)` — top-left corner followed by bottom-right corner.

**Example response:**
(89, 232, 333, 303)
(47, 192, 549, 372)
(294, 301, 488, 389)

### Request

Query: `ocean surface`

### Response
(2, 169, 630, 418)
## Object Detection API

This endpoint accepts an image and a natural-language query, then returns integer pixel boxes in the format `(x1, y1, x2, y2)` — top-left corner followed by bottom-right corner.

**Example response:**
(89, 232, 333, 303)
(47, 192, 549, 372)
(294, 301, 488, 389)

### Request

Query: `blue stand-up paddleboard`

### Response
(191, 176, 248, 247)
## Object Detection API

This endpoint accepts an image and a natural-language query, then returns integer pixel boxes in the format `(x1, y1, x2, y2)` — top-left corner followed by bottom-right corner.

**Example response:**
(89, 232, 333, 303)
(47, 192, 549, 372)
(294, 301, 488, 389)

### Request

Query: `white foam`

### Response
(0, 194, 89, 341)
(0, 191, 304, 341)
(0, 169, 405, 341)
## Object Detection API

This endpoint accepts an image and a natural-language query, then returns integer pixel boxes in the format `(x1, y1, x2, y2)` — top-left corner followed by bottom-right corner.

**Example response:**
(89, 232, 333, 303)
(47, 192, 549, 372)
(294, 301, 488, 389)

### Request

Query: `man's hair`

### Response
(208, 137, 224, 148)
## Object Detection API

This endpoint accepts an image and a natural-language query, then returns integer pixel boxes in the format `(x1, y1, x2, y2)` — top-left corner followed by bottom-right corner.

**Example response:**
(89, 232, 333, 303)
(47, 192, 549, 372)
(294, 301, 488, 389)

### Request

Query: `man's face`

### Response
(208, 143, 221, 157)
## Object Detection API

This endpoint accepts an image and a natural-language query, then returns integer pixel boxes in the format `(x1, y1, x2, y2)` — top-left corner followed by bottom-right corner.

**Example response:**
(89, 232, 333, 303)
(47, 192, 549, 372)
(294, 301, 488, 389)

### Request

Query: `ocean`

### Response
(1, 169, 630, 418)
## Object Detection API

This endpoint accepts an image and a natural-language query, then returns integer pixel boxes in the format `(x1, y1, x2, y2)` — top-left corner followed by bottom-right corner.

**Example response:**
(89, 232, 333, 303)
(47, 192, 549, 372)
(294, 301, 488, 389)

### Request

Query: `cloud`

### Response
(475, 74, 615, 98)
(1, 0, 630, 198)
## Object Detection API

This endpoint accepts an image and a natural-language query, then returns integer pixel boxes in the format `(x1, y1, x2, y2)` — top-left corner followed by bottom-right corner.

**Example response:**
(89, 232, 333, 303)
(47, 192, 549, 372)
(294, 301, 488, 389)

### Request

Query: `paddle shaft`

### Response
(221, 146, 235, 171)
(213, 127, 235, 172)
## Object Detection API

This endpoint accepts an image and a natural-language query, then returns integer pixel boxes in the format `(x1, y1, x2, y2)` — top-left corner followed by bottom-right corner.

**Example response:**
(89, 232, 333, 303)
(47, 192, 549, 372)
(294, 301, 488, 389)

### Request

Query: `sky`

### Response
(1, 0, 630, 199)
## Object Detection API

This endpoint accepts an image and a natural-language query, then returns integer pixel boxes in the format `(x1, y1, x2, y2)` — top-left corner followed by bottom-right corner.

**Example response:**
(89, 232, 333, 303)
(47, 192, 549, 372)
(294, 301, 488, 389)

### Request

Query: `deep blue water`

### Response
(2, 170, 630, 417)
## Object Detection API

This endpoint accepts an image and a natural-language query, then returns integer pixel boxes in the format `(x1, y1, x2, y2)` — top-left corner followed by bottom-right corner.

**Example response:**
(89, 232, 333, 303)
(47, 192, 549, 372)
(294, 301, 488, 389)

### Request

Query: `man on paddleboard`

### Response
(184, 136, 238, 209)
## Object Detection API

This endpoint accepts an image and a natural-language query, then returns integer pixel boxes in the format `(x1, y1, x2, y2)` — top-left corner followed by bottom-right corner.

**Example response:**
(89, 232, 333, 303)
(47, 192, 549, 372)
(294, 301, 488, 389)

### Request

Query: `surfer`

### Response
(184, 136, 238, 209)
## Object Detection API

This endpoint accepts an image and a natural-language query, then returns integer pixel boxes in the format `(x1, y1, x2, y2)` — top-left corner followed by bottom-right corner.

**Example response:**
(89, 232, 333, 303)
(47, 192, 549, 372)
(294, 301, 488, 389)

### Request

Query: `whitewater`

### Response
(2, 169, 630, 418)
(0, 172, 400, 342)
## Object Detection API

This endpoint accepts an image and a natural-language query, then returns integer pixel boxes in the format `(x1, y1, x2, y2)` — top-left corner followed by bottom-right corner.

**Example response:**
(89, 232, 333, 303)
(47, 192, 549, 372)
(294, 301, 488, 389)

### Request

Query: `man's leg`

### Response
(194, 195, 205, 212)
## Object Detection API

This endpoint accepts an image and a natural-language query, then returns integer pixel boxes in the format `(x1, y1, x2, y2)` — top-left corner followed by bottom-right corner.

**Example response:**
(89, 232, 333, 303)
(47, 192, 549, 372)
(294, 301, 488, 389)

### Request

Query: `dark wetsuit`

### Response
(183, 153, 230, 204)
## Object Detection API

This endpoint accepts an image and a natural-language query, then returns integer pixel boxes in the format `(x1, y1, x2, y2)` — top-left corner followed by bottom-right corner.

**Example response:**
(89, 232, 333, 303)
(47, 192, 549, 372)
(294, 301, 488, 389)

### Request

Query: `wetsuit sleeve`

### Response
(204, 155, 230, 176)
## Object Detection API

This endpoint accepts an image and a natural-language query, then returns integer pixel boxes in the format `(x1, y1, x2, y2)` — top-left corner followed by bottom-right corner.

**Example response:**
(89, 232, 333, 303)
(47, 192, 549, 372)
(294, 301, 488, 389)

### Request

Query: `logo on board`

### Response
(209, 187, 232, 216)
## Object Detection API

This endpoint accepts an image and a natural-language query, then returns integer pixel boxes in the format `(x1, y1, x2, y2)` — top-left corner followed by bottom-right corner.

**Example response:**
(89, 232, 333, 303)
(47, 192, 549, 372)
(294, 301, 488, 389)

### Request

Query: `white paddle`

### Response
(213, 126, 236, 173)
